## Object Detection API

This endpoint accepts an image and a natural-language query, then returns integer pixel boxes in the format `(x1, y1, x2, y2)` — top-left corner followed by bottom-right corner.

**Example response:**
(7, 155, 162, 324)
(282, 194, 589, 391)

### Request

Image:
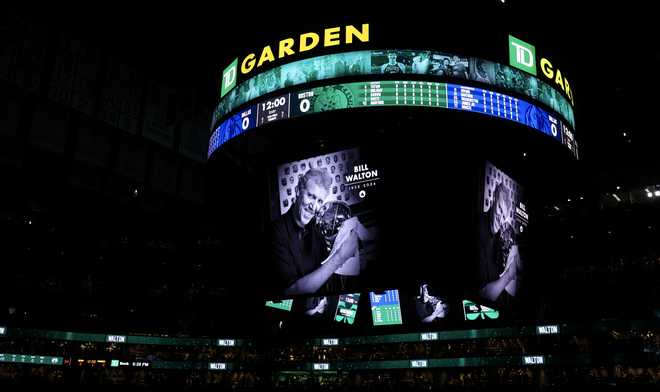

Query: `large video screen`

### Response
(208, 80, 577, 159)
(270, 147, 382, 296)
(477, 162, 528, 310)
(212, 50, 575, 132)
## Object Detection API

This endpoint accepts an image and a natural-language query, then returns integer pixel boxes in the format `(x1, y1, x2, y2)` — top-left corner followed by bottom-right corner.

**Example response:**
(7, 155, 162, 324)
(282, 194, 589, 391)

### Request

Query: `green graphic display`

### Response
(370, 290, 403, 326)
(2, 327, 247, 347)
(0, 353, 63, 365)
(212, 49, 575, 130)
(335, 293, 360, 324)
(265, 299, 294, 312)
(294, 81, 448, 116)
(462, 300, 499, 321)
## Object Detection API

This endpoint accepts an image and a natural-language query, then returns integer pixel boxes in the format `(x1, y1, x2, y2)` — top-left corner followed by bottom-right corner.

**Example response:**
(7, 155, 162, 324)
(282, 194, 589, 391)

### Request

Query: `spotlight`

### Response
(655, 191, 660, 197)
(648, 192, 653, 198)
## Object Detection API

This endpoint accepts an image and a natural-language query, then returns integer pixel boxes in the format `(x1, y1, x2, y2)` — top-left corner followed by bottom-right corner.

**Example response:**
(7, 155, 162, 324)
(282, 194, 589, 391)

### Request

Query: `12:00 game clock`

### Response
(257, 94, 290, 126)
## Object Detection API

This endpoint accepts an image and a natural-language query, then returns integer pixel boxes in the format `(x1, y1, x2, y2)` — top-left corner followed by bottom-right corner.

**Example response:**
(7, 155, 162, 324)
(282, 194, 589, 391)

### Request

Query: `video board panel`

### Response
(212, 50, 575, 131)
(335, 293, 361, 325)
(209, 80, 576, 159)
(370, 289, 403, 326)
(270, 146, 382, 296)
(265, 299, 294, 312)
(476, 162, 528, 312)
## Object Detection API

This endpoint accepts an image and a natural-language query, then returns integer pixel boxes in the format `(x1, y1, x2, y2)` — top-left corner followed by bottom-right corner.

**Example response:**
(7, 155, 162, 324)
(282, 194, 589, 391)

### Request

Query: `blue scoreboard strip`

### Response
(208, 81, 578, 159)
(447, 84, 562, 143)
(444, 84, 578, 157)
(370, 290, 401, 307)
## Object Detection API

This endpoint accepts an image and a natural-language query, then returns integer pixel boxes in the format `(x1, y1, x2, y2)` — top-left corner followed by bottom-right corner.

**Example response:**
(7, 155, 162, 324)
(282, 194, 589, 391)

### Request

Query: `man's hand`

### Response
(329, 225, 359, 269)
(504, 278, 517, 297)
(500, 245, 519, 282)
(306, 297, 328, 315)
(431, 302, 446, 318)
(339, 217, 374, 242)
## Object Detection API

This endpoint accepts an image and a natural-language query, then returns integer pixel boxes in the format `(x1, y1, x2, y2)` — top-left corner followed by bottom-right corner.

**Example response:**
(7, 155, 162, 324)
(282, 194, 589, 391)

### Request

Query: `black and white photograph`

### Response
(414, 282, 449, 323)
(271, 148, 380, 296)
(477, 162, 527, 307)
(371, 50, 411, 74)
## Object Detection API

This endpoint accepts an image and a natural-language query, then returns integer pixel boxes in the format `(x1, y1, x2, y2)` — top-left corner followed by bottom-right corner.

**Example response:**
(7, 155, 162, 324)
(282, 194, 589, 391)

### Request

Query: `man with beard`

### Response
(272, 169, 359, 295)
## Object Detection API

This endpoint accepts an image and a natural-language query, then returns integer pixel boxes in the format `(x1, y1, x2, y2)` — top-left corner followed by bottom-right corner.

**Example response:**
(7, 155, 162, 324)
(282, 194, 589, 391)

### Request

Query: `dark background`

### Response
(2, 1, 659, 337)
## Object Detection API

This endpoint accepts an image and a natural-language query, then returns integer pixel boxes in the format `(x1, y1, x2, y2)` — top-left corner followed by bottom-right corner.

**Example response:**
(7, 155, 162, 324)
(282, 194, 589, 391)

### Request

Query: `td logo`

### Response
(220, 58, 238, 98)
(509, 35, 536, 75)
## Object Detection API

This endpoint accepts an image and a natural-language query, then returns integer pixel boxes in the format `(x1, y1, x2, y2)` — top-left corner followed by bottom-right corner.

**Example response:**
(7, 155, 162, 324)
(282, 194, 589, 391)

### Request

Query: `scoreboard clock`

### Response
(210, 80, 577, 159)
(257, 94, 290, 126)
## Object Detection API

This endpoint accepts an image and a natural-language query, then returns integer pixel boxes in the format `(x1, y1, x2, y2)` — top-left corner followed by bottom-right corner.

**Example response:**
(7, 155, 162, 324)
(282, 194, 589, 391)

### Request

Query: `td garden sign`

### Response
(220, 26, 574, 107)
(211, 26, 578, 159)
(509, 35, 574, 105)
(221, 23, 370, 97)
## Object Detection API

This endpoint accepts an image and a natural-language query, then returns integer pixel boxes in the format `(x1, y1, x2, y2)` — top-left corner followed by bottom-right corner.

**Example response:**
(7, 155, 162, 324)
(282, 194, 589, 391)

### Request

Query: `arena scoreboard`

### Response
(209, 80, 578, 158)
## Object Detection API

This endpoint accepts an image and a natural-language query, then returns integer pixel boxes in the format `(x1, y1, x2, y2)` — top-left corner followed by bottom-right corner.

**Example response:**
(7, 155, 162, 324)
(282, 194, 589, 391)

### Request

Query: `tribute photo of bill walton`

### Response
(272, 168, 374, 296)
(477, 174, 523, 306)
(415, 283, 448, 323)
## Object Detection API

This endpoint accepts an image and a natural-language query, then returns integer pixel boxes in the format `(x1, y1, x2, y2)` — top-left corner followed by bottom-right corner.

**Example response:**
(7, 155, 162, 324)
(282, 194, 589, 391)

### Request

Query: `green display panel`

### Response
(6, 328, 245, 347)
(109, 360, 150, 368)
(212, 49, 575, 131)
(0, 353, 63, 366)
(293, 81, 448, 115)
(369, 290, 403, 326)
(335, 293, 360, 324)
(297, 352, 655, 371)
(265, 299, 294, 311)
(462, 300, 500, 321)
